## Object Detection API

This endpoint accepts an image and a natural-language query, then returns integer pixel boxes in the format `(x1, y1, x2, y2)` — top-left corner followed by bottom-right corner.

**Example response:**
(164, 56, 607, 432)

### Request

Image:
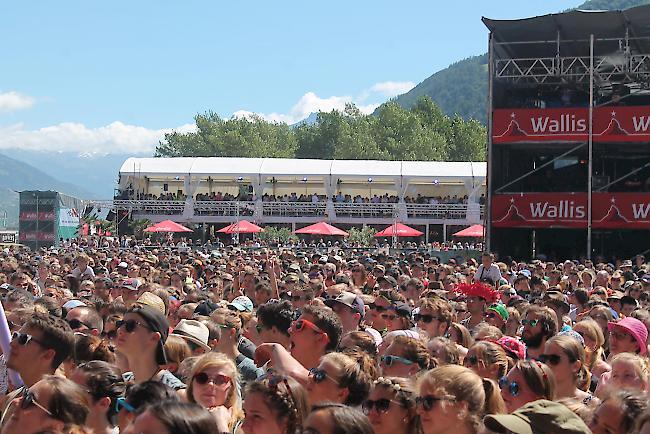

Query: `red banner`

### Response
(492, 193, 650, 229)
(19, 211, 55, 221)
(493, 107, 650, 143)
(19, 232, 55, 241)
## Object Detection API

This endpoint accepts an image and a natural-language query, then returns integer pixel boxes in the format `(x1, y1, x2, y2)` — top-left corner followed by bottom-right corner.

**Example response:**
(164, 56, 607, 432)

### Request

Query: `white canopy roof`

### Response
(119, 157, 486, 181)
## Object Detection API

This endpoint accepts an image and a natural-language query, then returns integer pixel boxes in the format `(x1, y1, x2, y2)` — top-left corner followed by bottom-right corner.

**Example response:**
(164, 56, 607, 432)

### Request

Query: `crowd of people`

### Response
(1, 243, 649, 433)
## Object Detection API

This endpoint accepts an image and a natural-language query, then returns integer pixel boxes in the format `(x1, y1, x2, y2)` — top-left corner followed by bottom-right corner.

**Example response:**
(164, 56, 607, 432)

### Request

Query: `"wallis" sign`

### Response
(493, 107, 650, 143)
(492, 193, 650, 229)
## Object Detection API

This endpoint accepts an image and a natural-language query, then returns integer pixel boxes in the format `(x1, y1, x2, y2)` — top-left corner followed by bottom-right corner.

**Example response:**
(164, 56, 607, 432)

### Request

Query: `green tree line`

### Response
(156, 97, 486, 162)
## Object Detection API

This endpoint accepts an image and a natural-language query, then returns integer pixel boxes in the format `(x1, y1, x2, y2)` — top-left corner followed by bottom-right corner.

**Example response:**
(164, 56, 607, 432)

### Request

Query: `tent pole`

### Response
(486, 32, 494, 253)
(587, 34, 594, 259)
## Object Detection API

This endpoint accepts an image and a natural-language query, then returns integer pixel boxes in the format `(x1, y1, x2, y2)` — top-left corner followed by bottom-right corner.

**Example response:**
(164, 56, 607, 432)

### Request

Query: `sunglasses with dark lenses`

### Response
(362, 398, 400, 415)
(193, 372, 231, 385)
(484, 312, 498, 319)
(521, 319, 539, 327)
(414, 314, 438, 324)
(464, 355, 481, 366)
(537, 354, 562, 366)
(12, 332, 46, 347)
(116, 319, 151, 333)
(102, 330, 118, 340)
(380, 313, 397, 321)
(20, 388, 53, 416)
(115, 397, 135, 413)
(380, 355, 414, 367)
(308, 367, 336, 384)
(291, 295, 307, 302)
(498, 377, 520, 397)
(67, 318, 93, 331)
(415, 395, 451, 411)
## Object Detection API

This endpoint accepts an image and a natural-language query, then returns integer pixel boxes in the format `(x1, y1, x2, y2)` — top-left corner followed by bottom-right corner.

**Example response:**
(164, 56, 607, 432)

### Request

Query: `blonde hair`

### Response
(320, 352, 372, 406)
(468, 341, 509, 379)
(163, 335, 191, 373)
(417, 365, 505, 432)
(187, 353, 242, 430)
(574, 318, 605, 370)
(610, 352, 649, 390)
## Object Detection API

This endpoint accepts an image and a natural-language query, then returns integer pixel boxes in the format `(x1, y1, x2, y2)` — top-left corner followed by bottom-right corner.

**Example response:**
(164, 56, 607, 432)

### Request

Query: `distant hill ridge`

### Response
(389, 0, 650, 124)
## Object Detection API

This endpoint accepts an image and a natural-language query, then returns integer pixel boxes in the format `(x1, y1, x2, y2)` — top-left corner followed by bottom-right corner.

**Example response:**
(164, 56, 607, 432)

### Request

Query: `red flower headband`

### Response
(453, 282, 499, 304)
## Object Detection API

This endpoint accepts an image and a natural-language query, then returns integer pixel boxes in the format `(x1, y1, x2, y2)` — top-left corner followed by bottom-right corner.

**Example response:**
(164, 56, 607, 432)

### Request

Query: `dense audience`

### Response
(3, 243, 650, 433)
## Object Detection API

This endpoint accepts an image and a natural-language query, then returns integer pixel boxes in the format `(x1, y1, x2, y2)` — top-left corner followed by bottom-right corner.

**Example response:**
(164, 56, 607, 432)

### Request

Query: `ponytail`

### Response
(482, 377, 506, 414)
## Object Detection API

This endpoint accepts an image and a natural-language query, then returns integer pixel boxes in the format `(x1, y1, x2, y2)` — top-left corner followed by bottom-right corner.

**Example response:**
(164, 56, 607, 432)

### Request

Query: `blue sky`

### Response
(0, 1, 577, 154)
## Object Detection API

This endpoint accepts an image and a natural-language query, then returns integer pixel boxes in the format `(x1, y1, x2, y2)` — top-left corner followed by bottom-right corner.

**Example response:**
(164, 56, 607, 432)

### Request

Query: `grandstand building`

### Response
(485, 5, 650, 260)
(96, 157, 486, 242)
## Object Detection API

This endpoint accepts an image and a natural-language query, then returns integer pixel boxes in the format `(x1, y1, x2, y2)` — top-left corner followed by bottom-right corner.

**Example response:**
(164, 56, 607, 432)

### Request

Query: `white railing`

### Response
(91, 200, 480, 220)
(333, 202, 396, 218)
(193, 201, 255, 216)
(262, 201, 327, 217)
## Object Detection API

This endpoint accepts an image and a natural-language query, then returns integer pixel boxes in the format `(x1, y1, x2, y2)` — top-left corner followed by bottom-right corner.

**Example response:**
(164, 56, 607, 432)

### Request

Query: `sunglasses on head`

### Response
(12, 332, 46, 347)
(116, 319, 151, 333)
(380, 355, 414, 367)
(290, 319, 330, 343)
(415, 395, 452, 411)
(193, 372, 231, 386)
(414, 313, 438, 324)
(308, 367, 337, 384)
(521, 319, 539, 327)
(362, 398, 401, 415)
(20, 388, 53, 416)
(498, 377, 520, 397)
(537, 354, 562, 366)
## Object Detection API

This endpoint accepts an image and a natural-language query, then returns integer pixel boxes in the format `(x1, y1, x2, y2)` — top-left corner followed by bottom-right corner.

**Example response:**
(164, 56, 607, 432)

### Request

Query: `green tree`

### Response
(348, 226, 377, 246)
(128, 218, 152, 237)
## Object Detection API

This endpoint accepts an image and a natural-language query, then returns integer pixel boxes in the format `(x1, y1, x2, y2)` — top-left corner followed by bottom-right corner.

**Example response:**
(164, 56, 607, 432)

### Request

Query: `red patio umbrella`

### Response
(374, 223, 423, 237)
(453, 224, 485, 237)
(144, 220, 193, 233)
(294, 222, 349, 236)
(218, 220, 263, 234)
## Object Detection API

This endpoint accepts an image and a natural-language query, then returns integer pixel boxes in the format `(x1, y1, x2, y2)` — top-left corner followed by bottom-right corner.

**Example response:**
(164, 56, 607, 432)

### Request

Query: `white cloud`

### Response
(233, 80, 412, 124)
(0, 91, 35, 113)
(0, 121, 196, 153)
(369, 81, 415, 97)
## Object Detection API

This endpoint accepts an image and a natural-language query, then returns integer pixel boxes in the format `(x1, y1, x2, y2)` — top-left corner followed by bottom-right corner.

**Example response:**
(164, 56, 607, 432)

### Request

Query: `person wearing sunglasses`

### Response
(116, 305, 186, 390)
(499, 360, 556, 413)
(65, 305, 103, 336)
(186, 352, 243, 433)
(415, 298, 452, 339)
(256, 300, 294, 350)
(381, 335, 434, 378)
(416, 365, 504, 434)
(288, 305, 342, 370)
(1, 375, 89, 434)
(362, 376, 420, 434)
(242, 374, 309, 434)
(116, 380, 180, 432)
(484, 304, 509, 332)
(2, 314, 75, 423)
(520, 306, 557, 360)
(70, 360, 126, 434)
(464, 341, 508, 383)
(540, 334, 596, 405)
(306, 352, 372, 407)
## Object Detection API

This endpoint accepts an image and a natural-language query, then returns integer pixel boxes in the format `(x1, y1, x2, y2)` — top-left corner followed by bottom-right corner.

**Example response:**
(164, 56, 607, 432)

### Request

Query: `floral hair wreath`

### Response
(453, 282, 500, 304)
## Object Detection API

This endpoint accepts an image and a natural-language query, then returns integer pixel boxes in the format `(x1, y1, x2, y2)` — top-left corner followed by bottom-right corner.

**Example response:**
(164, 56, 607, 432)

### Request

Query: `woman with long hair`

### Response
(306, 352, 372, 407)
(463, 340, 509, 383)
(573, 318, 610, 379)
(362, 376, 422, 434)
(416, 365, 504, 434)
(500, 360, 556, 413)
(242, 374, 309, 434)
(123, 401, 219, 434)
(186, 352, 243, 433)
(540, 334, 597, 406)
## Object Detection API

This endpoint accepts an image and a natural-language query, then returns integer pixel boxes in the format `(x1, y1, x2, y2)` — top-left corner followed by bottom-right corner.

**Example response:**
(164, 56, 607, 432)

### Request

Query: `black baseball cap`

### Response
(130, 305, 169, 365)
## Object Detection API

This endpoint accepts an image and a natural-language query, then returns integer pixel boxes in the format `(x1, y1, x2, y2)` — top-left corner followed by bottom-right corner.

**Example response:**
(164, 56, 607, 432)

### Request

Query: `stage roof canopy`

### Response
(483, 5, 650, 58)
(119, 157, 486, 182)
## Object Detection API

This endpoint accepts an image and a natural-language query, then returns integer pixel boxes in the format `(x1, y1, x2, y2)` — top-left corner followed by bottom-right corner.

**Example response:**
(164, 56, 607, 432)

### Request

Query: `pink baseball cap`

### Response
(497, 336, 526, 361)
(608, 317, 648, 355)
